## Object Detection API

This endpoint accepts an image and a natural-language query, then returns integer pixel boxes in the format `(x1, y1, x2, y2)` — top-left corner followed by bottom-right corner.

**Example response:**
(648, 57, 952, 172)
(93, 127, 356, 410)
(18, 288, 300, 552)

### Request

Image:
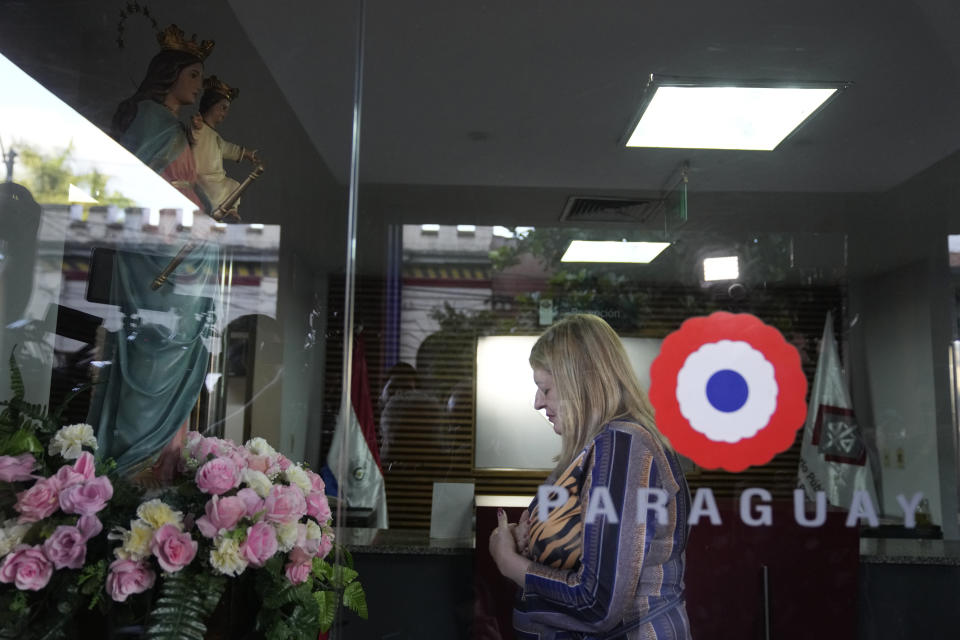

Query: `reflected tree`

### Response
(14, 142, 133, 206)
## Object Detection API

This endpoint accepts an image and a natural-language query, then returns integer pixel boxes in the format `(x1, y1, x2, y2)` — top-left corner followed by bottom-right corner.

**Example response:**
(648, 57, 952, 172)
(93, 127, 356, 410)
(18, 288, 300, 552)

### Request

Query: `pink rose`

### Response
(14, 477, 60, 523)
(77, 514, 103, 540)
(196, 495, 247, 538)
(0, 454, 35, 482)
(263, 485, 307, 524)
(191, 436, 216, 460)
(306, 492, 332, 524)
(195, 457, 241, 495)
(42, 525, 88, 569)
(241, 522, 278, 567)
(185, 430, 202, 450)
(59, 476, 113, 515)
(106, 558, 156, 602)
(0, 545, 53, 590)
(229, 451, 248, 471)
(284, 557, 312, 585)
(52, 468, 83, 491)
(236, 488, 264, 517)
(42, 517, 103, 570)
(246, 454, 271, 474)
(277, 455, 292, 471)
(72, 452, 96, 481)
(193, 437, 236, 462)
(284, 544, 320, 579)
(315, 534, 333, 560)
(149, 524, 197, 573)
(305, 470, 325, 493)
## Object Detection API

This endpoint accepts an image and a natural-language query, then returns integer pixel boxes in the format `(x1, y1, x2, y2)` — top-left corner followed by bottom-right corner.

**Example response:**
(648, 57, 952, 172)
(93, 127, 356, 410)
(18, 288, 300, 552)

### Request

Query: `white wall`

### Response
(857, 261, 944, 527)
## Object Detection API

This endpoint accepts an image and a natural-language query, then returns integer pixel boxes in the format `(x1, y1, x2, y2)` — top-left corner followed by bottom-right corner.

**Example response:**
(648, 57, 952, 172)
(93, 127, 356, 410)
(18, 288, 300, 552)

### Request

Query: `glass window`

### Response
(2, 3, 960, 640)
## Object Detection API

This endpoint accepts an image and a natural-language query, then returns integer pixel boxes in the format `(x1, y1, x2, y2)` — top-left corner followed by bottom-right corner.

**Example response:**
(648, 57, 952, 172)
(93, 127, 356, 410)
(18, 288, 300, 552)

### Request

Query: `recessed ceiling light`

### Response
(561, 240, 670, 263)
(625, 76, 846, 151)
(703, 256, 740, 281)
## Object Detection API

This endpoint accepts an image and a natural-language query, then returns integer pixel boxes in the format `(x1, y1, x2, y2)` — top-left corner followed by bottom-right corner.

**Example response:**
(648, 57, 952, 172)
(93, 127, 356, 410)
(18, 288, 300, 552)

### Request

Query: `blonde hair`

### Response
(529, 314, 664, 470)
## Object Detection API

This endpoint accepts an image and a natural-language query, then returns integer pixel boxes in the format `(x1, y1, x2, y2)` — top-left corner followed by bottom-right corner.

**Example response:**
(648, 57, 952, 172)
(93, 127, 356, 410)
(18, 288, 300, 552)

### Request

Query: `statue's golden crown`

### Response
(156, 24, 214, 60)
(204, 75, 239, 101)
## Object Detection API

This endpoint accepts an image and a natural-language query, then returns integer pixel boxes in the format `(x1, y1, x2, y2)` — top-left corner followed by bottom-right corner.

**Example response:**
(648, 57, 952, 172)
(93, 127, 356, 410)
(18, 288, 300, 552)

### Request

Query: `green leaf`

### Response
(0, 428, 43, 455)
(262, 579, 313, 610)
(8, 591, 28, 614)
(311, 558, 333, 581)
(336, 544, 354, 569)
(263, 620, 293, 640)
(314, 590, 338, 632)
(332, 564, 358, 588)
(33, 584, 83, 640)
(8, 352, 24, 400)
(77, 560, 108, 608)
(145, 570, 226, 640)
(343, 581, 368, 620)
(258, 576, 322, 640)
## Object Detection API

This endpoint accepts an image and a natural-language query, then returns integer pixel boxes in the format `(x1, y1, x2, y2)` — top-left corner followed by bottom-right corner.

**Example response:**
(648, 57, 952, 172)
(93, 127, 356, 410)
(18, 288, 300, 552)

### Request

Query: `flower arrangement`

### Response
(0, 354, 366, 639)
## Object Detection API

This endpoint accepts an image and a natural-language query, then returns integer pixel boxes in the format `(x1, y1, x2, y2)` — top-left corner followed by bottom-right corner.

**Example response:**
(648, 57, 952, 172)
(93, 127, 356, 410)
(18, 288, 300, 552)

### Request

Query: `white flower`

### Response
(120, 520, 154, 560)
(48, 423, 97, 460)
(0, 520, 31, 557)
(245, 437, 277, 458)
(210, 536, 248, 576)
(242, 468, 273, 498)
(136, 500, 183, 530)
(275, 521, 299, 553)
(284, 465, 312, 495)
(305, 519, 323, 543)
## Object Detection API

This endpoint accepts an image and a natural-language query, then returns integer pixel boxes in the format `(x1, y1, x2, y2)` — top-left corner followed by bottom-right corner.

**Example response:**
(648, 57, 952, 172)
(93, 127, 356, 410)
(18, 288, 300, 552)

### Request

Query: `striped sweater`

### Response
(514, 420, 693, 640)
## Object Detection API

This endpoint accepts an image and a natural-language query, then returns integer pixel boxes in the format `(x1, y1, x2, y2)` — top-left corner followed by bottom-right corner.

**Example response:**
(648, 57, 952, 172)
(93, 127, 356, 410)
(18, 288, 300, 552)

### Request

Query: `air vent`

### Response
(560, 196, 662, 223)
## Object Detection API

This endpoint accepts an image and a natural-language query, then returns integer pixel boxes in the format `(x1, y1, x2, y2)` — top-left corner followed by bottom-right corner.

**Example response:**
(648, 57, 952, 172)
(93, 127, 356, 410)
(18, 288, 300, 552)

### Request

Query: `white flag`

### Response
(327, 339, 388, 528)
(798, 312, 879, 508)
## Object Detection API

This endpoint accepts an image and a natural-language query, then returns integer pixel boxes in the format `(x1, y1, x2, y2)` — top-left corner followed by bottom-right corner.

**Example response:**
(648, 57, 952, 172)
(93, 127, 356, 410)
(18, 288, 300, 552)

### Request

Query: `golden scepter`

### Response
(151, 163, 265, 290)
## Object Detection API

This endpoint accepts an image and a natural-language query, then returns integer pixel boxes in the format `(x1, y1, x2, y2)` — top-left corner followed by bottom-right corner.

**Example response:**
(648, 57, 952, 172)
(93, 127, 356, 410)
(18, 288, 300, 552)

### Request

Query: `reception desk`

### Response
(335, 501, 960, 640)
(339, 528, 475, 640)
(474, 496, 861, 640)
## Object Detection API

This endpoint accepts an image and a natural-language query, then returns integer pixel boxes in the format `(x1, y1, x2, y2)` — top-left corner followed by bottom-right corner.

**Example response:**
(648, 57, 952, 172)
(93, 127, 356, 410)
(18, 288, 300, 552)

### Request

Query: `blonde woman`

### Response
(489, 314, 692, 639)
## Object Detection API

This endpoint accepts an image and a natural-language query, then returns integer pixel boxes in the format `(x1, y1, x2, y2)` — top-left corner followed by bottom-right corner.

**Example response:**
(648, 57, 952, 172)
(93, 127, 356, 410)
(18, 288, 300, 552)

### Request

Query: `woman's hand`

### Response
(489, 508, 531, 587)
(512, 508, 531, 554)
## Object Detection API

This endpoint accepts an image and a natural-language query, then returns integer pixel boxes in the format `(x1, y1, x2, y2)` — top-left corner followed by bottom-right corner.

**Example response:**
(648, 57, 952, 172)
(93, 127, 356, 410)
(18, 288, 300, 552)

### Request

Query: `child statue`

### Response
(192, 76, 260, 218)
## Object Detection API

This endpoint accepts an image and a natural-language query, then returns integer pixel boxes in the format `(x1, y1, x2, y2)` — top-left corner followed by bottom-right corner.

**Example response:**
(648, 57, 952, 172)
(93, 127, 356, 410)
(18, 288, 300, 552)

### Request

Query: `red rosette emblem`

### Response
(649, 312, 807, 472)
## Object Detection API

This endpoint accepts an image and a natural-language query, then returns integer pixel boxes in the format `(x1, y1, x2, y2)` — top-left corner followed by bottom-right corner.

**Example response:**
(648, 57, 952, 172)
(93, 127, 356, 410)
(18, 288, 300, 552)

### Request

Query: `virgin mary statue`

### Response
(91, 25, 219, 479)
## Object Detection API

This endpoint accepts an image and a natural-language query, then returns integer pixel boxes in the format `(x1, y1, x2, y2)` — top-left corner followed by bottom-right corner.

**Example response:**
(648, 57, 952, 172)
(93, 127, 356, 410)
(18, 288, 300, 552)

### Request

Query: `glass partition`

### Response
(0, 2, 359, 638)
(2, 2, 960, 640)
(349, 2, 960, 639)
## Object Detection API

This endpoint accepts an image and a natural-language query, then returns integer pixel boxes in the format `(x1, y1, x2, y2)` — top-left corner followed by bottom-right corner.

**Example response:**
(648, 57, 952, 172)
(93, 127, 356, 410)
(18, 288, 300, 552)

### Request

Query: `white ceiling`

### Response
(230, 0, 960, 195)
(4, 0, 960, 259)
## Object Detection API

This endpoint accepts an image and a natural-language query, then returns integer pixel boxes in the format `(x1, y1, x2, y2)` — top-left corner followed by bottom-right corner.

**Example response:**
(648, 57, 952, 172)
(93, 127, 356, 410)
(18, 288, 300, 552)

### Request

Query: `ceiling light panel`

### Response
(626, 85, 838, 151)
(561, 240, 670, 263)
(703, 256, 740, 281)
